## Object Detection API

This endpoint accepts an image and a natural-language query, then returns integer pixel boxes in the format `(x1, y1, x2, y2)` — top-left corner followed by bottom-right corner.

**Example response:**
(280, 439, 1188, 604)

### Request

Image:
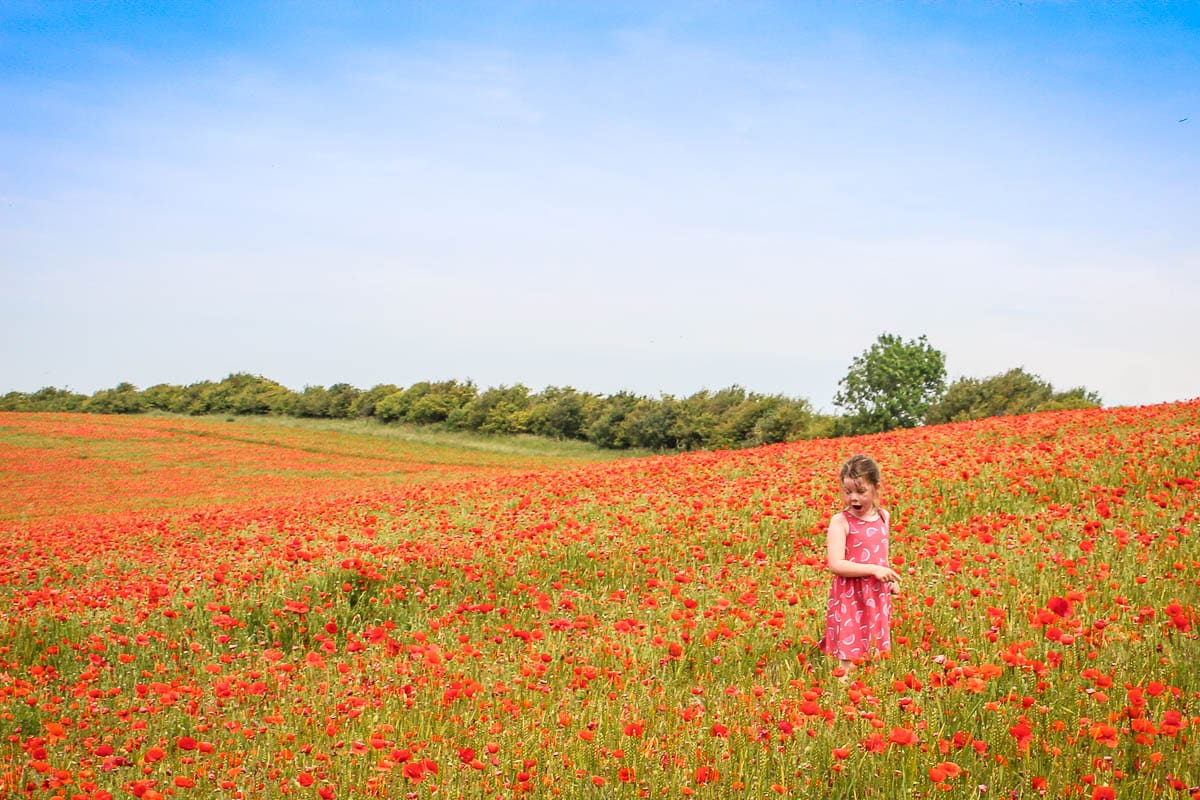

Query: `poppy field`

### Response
(1, 403, 1198, 799)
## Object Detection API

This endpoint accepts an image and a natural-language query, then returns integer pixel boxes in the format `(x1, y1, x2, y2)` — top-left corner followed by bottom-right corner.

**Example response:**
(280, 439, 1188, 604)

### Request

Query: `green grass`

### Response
(184, 413, 652, 461)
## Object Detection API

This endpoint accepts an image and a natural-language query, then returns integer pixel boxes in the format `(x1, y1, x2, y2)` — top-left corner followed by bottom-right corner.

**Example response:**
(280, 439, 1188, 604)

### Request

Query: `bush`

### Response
(350, 384, 400, 418)
(326, 384, 362, 419)
(372, 389, 410, 424)
(450, 385, 533, 434)
(749, 400, 814, 444)
(388, 381, 472, 424)
(619, 397, 680, 451)
(141, 383, 185, 412)
(586, 392, 643, 449)
(2, 373, 834, 453)
(287, 383, 363, 419)
(7, 387, 89, 412)
(526, 387, 598, 441)
(926, 368, 1101, 424)
(290, 385, 333, 418)
(82, 382, 144, 414)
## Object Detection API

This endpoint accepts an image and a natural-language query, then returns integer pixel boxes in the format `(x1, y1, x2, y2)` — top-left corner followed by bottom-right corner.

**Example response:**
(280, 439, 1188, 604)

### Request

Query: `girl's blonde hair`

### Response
(840, 454, 881, 488)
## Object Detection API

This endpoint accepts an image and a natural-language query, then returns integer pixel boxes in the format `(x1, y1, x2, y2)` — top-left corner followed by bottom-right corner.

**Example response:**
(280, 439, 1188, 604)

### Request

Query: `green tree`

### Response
(926, 368, 1048, 424)
(747, 397, 814, 444)
(450, 385, 532, 434)
(375, 383, 426, 423)
(1038, 386, 1102, 412)
(619, 397, 679, 451)
(166, 374, 292, 415)
(291, 385, 332, 418)
(926, 368, 1101, 424)
(711, 388, 770, 448)
(670, 390, 721, 451)
(83, 382, 144, 414)
(141, 383, 185, 412)
(203, 373, 293, 415)
(586, 392, 642, 449)
(19, 387, 88, 412)
(326, 384, 361, 419)
(351, 384, 400, 418)
(0, 388, 87, 411)
(527, 387, 597, 441)
(834, 333, 946, 434)
(406, 380, 476, 424)
(672, 387, 771, 450)
(372, 388, 411, 424)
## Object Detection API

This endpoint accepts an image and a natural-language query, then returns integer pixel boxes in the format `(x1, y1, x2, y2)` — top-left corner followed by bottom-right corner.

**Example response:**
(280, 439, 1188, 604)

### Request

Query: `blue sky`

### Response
(2, 1, 1197, 411)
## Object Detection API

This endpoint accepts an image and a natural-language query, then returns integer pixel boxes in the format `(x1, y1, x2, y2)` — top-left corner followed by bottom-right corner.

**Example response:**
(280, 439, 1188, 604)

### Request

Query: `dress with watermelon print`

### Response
(819, 509, 892, 661)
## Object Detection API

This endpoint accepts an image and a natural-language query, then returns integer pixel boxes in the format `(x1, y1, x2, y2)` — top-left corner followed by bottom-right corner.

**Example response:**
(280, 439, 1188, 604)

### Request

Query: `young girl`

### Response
(819, 454, 900, 676)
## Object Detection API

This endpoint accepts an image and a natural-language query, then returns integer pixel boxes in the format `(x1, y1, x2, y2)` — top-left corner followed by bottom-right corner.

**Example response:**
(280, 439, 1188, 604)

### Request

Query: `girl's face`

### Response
(841, 477, 879, 516)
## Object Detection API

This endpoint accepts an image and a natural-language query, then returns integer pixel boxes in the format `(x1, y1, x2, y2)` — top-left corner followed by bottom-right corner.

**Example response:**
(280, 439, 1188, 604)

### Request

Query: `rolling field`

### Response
(1, 404, 1198, 799)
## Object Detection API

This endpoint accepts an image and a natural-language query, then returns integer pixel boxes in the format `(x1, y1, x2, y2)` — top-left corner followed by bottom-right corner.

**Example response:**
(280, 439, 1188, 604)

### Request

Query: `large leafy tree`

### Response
(835, 333, 946, 434)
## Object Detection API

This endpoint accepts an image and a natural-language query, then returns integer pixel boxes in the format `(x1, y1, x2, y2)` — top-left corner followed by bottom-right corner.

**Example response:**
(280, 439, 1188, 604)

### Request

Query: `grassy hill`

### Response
(1, 401, 1197, 798)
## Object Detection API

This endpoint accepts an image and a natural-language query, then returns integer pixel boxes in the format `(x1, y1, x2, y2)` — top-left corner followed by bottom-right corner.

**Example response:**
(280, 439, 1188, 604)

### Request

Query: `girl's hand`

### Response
(873, 565, 899, 581)
(874, 565, 901, 590)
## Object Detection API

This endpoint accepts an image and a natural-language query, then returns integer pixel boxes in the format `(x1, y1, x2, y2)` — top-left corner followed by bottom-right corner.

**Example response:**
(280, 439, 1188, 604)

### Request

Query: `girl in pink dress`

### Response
(819, 454, 901, 676)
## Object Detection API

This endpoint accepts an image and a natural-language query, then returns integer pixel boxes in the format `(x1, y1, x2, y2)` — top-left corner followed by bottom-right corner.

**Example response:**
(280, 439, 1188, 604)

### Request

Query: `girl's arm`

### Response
(826, 512, 900, 582)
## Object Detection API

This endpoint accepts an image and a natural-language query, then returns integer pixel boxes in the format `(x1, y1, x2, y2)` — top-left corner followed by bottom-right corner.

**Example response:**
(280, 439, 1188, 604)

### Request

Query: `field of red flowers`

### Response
(0, 413, 593, 522)
(2, 404, 1198, 799)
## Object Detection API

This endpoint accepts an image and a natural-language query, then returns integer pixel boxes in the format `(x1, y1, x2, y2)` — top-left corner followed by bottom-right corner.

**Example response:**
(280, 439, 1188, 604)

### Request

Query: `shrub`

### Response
(82, 382, 144, 414)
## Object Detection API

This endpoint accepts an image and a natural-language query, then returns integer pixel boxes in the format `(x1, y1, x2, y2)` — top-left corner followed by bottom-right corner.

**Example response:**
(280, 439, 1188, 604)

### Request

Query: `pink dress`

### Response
(819, 510, 892, 661)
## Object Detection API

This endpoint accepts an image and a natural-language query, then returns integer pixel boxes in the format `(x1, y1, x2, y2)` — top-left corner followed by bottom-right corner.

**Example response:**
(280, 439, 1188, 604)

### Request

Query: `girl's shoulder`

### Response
(827, 510, 851, 533)
(843, 507, 885, 524)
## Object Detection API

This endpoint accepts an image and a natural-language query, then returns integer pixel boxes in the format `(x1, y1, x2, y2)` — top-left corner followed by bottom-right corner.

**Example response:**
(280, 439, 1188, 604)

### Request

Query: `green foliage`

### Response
(325, 383, 362, 419)
(449, 384, 532, 434)
(185, 373, 292, 415)
(376, 380, 478, 425)
(350, 384, 400, 418)
(289, 385, 333, 418)
(137, 373, 290, 416)
(371, 390, 403, 423)
(804, 412, 840, 440)
(10, 350, 1104, 454)
(1038, 386, 1103, 412)
(834, 333, 946, 434)
(619, 397, 680, 450)
(585, 391, 643, 449)
(927, 367, 1047, 424)
(287, 383, 361, 419)
(409, 380, 477, 424)
(926, 368, 1102, 424)
(140, 383, 185, 412)
(0, 386, 87, 412)
(749, 399, 815, 444)
(670, 387, 743, 450)
(710, 388, 815, 448)
(81, 382, 144, 414)
(512, 387, 821, 451)
(169, 381, 215, 414)
(526, 387, 600, 441)
(0, 376, 820, 454)
(711, 388, 770, 447)
(668, 397, 717, 451)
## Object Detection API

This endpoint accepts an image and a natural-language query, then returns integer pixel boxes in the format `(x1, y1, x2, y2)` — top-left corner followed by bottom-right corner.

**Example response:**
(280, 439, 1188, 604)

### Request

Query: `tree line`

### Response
(0, 376, 818, 450)
(0, 334, 1102, 451)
